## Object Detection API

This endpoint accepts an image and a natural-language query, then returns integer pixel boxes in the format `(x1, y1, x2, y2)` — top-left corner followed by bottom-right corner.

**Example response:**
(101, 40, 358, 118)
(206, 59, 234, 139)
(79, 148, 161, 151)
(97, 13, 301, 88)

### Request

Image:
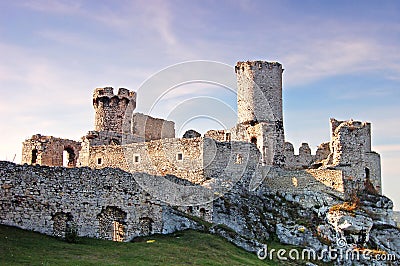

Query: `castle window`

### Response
(365, 167, 370, 180)
(31, 149, 38, 164)
(97, 158, 102, 165)
(63, 147, 75, 167)
(251, 137, 257, 146)
(177, 153, 183, 161)
(225, 133, 231, 142)
(199, 208, 206, 219)
(134, 155, 140, 163)
(235, 154, 243, 164)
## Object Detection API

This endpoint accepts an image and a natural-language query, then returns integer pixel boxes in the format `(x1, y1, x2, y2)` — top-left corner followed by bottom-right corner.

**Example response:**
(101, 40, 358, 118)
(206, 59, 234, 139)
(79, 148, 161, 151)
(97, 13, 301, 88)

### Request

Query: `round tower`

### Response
(93, 87, 137, 133)
(235, 61, 285, 166)
(235, 61, 283, 124)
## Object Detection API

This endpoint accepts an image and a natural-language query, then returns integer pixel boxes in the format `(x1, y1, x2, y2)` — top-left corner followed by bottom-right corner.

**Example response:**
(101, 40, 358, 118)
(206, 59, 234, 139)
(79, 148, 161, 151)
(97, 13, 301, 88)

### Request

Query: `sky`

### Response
(0, 0, 399, 209)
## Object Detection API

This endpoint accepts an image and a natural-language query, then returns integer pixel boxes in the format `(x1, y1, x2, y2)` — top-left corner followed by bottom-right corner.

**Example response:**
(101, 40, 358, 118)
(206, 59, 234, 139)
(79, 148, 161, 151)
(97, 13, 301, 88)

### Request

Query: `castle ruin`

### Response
(2, 61, 394, 261)
(20, 61, 382, 195)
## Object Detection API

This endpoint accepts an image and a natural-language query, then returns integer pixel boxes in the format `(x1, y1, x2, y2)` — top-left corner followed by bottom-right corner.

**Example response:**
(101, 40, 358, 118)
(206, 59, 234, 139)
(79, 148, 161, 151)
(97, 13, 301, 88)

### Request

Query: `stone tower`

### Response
(234, 61, 285, 166)
(93, 87, 137, 133)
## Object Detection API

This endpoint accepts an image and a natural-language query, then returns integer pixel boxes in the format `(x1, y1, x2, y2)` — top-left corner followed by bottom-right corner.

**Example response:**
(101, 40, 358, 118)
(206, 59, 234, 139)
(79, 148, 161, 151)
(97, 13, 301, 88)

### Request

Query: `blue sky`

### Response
(0, 0, 399, 209)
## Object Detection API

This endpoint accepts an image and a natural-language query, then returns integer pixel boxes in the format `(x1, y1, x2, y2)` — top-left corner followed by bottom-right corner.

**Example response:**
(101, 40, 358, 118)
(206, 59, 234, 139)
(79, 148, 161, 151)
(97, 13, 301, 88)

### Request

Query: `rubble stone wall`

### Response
(365, 152, 382, 193)
(203, 138, 261, 182)
(0, 161, 164, 240)
(0, 161, 213, 241)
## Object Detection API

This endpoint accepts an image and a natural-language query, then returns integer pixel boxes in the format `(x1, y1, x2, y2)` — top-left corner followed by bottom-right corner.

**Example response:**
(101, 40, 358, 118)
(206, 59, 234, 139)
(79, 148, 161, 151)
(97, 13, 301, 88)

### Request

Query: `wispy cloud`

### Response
(281, 37, 400, 86)
(20, 0, 82, 14)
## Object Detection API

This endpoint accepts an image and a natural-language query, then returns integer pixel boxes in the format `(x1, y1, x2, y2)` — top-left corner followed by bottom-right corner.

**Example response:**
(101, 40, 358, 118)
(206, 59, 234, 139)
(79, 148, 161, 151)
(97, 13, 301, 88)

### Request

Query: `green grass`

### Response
(0, 225, 274, 266)
(0, 225, 333, 265)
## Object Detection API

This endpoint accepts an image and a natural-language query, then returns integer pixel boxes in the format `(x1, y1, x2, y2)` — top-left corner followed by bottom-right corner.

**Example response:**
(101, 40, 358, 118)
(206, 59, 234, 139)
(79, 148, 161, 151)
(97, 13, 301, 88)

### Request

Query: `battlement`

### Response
(93, 87, 136, 101)
(235, 61, 282, 73)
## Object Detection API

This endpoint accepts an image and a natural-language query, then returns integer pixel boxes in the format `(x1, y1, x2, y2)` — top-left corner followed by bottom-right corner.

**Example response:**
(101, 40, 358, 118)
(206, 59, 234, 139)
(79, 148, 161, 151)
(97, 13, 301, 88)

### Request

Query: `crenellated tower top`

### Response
(93, 87, 137, 133)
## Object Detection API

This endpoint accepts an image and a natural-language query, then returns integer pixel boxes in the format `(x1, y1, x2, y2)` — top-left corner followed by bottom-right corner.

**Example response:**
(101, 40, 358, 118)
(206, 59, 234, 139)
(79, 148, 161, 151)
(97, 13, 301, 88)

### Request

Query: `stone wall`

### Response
(132, 113, 175, 141)
(0, 161, 163, 240)
(231, 122, 285, 166)
(322, 119, 381, 195)
(284, 142, 316, 170)
(21, 135, 81, 167)
(364, 151, 382, 193)
(83, 137, 262, 188)
(0, 161, 212, 241)
(85, 137, 205, 184)
(203, 138, 261, 183)
(264, 168, 345, 194)
(329, 119, 372, 166)
(204, 130, 229, 142)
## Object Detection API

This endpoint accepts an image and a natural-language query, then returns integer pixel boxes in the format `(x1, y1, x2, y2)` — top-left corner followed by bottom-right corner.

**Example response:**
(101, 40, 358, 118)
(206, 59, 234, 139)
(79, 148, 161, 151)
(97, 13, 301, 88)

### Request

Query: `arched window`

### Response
(63, 147, 75, 167)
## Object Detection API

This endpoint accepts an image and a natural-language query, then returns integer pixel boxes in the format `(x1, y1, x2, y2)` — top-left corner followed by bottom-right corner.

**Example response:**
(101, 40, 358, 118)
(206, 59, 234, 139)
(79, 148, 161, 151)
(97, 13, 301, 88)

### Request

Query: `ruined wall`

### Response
(315, 142, 330, 163)
(82, 130, 133, 146)
(82, 137, 262, 188)
(77, 130, 142, 167)
(21, 135, 81, 167)
(204, 130, 230, 142)
(324, 119, 381, 195)
(203, 138, 260, 182)
(265, 169, 345, 194)
(132, 113, 175, 141)
(231, 122, 284, 166)
(0, 161, 163, 240)
(329, 119, 372, 166)
(85, 138, 205, 184)
(0, 161, 213, 241)
(93, 87, 136, 133)
(365, 152, 382, 194)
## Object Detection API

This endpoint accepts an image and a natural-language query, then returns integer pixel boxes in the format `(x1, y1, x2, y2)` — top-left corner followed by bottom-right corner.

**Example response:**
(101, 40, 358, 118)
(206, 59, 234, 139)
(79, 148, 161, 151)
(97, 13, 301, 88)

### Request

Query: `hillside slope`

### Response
(0, 225, 279, 266)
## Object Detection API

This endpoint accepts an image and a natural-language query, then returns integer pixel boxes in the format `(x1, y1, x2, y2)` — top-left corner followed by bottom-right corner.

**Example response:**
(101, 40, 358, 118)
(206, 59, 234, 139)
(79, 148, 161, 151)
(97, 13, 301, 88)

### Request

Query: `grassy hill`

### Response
(0, 225, 277, 265)
(0, 225, 333, 265)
